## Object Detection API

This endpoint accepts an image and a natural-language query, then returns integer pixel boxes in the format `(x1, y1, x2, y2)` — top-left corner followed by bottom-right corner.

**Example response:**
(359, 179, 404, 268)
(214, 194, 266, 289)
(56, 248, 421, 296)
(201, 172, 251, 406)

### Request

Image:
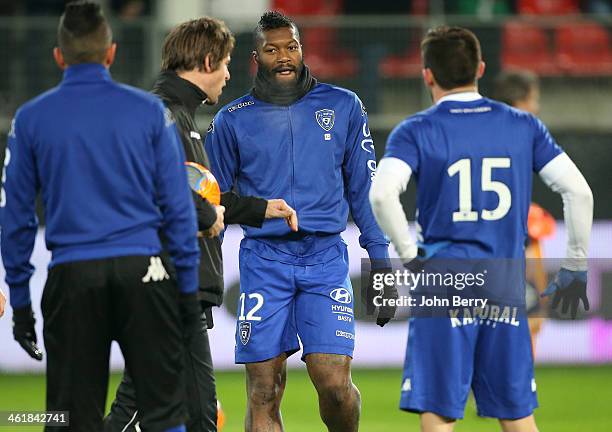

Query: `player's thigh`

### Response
(472, 318, 537, 420)
(236, 248, 299, 363)
(499, 415, 539, 432)
(400, 318, 478, 420)
(42, 260, 113, 428)
(305, 353, 353, 392)
(111, 255, 186, 431)
(295, 243, 355, 358)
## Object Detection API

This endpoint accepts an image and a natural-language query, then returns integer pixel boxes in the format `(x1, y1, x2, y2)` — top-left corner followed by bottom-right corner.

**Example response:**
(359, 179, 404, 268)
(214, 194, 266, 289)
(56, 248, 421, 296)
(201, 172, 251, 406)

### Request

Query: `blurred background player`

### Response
(205, 11, 391, 432)
(105, 16, 297, 432)
(370, 26, 593, 431)
(493, 69, 557, 354)
(0, 2, 200, 431)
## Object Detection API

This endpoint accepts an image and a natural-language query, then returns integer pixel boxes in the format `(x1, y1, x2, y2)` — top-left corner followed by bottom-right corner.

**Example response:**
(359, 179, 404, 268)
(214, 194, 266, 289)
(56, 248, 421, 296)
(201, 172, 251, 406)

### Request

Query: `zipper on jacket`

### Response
(287, 106, 297, 216)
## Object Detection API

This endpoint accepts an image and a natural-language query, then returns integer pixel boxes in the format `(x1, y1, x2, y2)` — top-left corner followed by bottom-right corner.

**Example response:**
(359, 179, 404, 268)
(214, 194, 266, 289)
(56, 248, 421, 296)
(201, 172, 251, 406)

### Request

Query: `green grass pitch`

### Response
(0, 366, 611, 431)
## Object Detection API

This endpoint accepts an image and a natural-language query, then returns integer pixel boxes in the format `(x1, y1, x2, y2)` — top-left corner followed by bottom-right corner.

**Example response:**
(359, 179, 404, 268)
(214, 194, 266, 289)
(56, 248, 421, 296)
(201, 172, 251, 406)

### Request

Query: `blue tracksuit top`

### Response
(205, 83, 389, 261)
(0, 63, 200, 307)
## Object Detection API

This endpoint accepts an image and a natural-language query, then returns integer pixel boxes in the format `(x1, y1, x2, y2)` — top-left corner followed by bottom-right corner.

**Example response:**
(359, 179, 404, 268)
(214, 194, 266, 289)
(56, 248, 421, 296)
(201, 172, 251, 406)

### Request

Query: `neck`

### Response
(177, 69, 208, 95)
(431, 84, 478, 104)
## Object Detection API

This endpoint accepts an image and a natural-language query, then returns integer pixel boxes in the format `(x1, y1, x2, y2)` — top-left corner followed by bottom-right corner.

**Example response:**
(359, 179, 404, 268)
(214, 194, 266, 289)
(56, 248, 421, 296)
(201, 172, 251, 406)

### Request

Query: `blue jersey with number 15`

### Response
(384, 97, 562, 259)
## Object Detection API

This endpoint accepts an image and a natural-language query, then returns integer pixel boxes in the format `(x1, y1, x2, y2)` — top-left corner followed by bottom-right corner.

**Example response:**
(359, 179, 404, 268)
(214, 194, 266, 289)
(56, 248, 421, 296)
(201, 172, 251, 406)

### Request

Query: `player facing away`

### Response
(205, 11, 390, 432)
(370, 27, 593, 432)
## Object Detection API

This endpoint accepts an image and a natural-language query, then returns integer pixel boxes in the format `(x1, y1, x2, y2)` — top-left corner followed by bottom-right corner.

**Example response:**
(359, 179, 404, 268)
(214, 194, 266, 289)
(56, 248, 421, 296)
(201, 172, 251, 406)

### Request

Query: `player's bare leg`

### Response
(499, 415, 539, 432)
(305, 353, 360, 432)
(420, 412, 456, 432)
(245, 354, 287, 432)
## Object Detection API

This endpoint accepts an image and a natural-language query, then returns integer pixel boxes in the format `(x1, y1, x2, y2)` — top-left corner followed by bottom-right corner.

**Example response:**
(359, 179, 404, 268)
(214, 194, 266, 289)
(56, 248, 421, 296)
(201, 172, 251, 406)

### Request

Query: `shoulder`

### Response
(217, 93, 257, 117)
(114, 83, 166, 113)
(312, 82, 362, 105)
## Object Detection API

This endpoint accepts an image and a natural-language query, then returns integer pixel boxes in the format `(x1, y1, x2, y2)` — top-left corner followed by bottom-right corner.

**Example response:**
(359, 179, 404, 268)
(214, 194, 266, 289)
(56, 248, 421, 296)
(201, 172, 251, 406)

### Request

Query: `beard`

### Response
(256, 59, 304, 88)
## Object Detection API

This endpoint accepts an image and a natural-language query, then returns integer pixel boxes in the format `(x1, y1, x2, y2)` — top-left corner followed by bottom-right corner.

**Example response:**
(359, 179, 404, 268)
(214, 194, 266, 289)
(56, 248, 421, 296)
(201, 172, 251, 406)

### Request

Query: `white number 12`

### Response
(238, 293, 264, 321)
(447, 157, 511, 222)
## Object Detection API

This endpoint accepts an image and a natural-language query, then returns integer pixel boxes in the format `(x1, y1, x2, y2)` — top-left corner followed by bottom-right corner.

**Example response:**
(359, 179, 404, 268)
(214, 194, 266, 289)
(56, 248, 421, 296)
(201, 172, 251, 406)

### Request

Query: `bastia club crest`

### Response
(239, 321, 251, 345)
(315, 109, 335, 131)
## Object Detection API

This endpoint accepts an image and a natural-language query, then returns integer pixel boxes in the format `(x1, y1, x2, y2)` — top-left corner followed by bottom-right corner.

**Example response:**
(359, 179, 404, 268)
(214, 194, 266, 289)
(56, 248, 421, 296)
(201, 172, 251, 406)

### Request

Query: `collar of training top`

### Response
(62, 63, 112, 84)
(152, 70, 208, 116)
(437, 91, 483, 105)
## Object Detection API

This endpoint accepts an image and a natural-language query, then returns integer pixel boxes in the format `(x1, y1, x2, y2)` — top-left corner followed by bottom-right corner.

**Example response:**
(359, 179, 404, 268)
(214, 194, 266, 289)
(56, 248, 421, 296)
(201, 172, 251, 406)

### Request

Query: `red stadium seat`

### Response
(379, 45, 422, 78)
(501, 22, 561, 76)
(517, 0, 579, 15)
(554, 22, 612, 76)
(271, 0, 357, 79)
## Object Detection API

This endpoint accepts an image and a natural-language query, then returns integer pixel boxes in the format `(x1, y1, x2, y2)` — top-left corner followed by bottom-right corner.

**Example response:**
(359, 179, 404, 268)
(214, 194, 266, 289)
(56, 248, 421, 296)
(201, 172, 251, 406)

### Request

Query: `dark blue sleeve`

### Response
(531, 115, 563, 172)
(0, 112, 39, 308)
(204, 111, 239, 193)
(343, 95, 389, 265)
(384, 118, 420, 174)
(152, 104, 200, 293)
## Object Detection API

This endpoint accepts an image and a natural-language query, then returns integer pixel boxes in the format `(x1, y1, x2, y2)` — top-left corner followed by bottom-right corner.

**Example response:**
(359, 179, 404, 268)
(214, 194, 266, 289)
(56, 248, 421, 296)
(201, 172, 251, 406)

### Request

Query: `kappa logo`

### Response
(141, 257, 169, 283)
(315, 109, 335, 131)
(228, 100, 254, 112)
(330, 288, 352, 304)
(239, 321, 252, 345)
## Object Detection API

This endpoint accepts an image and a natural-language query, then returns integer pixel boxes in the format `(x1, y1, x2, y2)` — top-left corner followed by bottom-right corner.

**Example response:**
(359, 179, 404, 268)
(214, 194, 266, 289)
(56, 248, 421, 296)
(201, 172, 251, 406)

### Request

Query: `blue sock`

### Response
(164, 425, 186, 432)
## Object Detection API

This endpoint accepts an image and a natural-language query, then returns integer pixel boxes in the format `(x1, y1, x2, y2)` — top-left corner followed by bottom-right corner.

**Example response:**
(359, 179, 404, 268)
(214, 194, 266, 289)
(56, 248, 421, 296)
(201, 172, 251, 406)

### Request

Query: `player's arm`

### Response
(342, 95, 390, 265)
(369, 119, 420, 264)
(205, 113, 297, 230)
(0, 112, 43, 360)
(152, 104, 200, 295)
(533, 117, 593, 318)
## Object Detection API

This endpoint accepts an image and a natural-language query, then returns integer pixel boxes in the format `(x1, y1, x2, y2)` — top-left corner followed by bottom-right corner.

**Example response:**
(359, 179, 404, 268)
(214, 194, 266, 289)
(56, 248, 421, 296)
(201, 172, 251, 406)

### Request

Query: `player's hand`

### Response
(265, 199, 298, 232)
(367, 268, 398, 327)
(403, 241, 451, 272)
(203, 205, 225, 238)
(12, 305, 43, 361)
(0, 288, 6, 318)
(179, 292, 205, 343)
(542, 268, 589, 319)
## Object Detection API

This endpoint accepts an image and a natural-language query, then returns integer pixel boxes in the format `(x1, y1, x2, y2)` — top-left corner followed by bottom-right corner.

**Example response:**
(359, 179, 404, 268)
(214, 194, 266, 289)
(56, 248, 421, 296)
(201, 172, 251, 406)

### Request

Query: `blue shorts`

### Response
(400, 316, 537, 420)
(235, 238, 355, 364)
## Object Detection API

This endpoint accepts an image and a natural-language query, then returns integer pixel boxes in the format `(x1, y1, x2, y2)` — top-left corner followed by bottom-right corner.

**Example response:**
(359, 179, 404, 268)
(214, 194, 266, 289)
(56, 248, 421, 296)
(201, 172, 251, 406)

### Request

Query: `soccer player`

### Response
(205, 11, 391, 432)
(105, 17, 297, 432)
(493, 69, 552, 354)
(0, 2, 199, 431)
(370, 27, 593, 431)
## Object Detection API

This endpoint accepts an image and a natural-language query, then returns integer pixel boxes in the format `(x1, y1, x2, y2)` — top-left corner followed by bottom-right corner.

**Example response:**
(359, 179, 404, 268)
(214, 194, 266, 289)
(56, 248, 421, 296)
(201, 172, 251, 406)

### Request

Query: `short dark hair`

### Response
(421, 26, 481, 90)
(254, 11, 300, 48)
(57, 1, 112, 65)
(161, 17, 235, 72)
(493, 70, 539, 107)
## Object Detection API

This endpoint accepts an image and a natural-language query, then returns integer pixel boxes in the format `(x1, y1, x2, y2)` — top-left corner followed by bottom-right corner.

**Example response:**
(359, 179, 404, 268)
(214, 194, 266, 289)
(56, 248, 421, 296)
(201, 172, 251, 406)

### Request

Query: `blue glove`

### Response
(542, 268, 589, 319)
(404, 241, 451, 272)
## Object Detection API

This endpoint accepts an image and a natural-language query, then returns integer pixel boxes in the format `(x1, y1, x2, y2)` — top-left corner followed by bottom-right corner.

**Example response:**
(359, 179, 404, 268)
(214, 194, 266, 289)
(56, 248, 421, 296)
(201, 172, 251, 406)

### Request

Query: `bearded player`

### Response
(205, 11, 391, 432)
(370, 27, 593, 431)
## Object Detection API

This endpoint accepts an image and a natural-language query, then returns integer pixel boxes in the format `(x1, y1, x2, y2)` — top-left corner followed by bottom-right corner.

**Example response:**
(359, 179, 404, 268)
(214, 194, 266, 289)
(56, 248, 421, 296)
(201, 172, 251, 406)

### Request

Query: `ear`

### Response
(422, 68, 435, 88)
(203, 54, 213, 73)
(53, 47, 66, 70)
(476, 61, 485, 79)
(105, 43, 117, 67)
(252, 50, 258, 62)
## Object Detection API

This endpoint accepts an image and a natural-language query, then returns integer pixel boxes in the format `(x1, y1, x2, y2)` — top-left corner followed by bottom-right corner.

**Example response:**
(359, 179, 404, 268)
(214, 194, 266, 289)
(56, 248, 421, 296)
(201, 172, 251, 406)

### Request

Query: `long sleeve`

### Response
(538, 153, 593, 271)
(0, 113, 39, 308)
(369, 157, 418, 262)
(221, 191, 267, 227)
(342, 96, 389, 264)
(152, 105, 200, 293)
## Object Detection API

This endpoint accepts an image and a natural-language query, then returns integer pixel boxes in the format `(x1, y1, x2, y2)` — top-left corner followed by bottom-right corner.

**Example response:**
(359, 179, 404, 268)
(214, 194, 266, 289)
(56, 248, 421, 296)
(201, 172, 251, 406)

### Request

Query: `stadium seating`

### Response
(273, 0, 358, 79)
(379, 44, 422, 78)
(554, 22, 612, 76)
(517, 0, 580, 15)
(501, 21, 561, 75)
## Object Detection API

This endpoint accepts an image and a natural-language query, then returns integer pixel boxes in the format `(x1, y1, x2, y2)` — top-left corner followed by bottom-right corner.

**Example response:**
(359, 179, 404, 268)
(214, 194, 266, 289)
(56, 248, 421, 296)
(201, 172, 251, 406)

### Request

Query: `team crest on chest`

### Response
(239, 321, 251, 345)
(315, 109, 335, 131)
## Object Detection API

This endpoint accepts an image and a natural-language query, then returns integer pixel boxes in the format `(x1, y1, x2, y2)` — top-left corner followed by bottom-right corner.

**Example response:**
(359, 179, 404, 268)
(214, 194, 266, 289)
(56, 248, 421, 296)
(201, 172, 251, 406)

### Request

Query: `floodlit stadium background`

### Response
(0, 1, 611, 431)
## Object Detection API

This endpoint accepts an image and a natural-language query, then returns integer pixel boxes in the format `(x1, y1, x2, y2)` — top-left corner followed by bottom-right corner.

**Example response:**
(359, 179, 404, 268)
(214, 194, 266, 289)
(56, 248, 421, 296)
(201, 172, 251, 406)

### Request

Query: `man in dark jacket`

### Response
(105, 17, 297, 432)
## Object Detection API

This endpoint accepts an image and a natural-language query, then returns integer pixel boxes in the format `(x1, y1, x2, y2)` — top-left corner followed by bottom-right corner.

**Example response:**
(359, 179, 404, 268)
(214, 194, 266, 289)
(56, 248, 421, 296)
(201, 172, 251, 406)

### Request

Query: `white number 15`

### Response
(447, 157, 511, 222)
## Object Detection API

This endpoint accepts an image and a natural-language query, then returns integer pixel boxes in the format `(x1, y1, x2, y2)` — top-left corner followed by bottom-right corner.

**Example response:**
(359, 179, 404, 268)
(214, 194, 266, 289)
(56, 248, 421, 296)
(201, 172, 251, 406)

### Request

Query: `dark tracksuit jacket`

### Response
(152, 71, 268, 307)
